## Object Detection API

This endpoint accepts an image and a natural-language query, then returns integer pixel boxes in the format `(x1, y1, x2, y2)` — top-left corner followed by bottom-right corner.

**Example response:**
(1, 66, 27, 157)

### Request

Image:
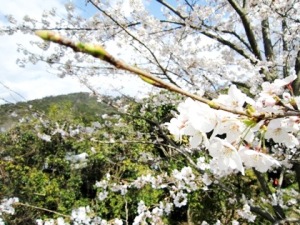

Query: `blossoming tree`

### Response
(1, 0, 300, 224)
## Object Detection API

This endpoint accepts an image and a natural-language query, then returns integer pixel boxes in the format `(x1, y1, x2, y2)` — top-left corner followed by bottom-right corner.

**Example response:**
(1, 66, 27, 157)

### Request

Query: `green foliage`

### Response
(0, 92, 178, 224)
(0, 92, 116, 131)
(0, 125, 88, 222)
(1, 92, 295, 224)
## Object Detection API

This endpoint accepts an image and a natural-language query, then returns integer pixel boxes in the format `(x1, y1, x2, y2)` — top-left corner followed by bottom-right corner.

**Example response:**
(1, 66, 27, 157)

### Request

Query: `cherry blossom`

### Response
(256, 74, 297, 109)
(188, 100, 217, 134)
(37, 133, 51, 142)
(208, 138, 245, 176)
(71, 206, 92, 224)
(264, 118, 299, 148)
(213, 85, 254, 111)
(0, 197, 19, 215)
(239, 147, 281, 173)
(211, 115, 247, 143)
(172, 190, 188, 208)
(237, 203, 256, 222)
(166, 98, 214, 147)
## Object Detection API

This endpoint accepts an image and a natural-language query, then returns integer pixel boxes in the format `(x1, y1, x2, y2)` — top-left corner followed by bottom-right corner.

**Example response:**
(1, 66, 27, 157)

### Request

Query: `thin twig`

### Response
(14, 202, 71, 218)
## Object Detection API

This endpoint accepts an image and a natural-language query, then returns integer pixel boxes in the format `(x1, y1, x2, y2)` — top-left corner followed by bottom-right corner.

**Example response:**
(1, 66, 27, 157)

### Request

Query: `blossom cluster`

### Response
(95, 167, 201, 208)
(91, 165, 212, 224)
(167, 74, 299, 177)
(0, 197, 19, 225)
(36, 206, 122, 225)
(0, 197, 19, 216)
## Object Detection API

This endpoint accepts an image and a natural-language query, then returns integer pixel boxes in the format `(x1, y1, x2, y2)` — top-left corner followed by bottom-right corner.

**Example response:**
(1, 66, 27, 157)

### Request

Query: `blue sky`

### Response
(74, 0, 177, 18)
(0, 0, 178, 104)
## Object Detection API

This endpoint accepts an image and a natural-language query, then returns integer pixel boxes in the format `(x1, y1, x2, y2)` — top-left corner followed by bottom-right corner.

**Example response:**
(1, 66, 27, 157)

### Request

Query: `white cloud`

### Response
(0, 0, 86, 104)
(0, 0, 67, 49)
(0, 0, 150, 104)
(0, 0, 67, 21)
(0, 26, 90, 104)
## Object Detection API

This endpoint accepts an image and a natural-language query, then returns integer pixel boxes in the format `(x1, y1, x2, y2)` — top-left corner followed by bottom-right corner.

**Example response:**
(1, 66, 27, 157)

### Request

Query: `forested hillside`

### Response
(1, 90, 298, 224)
(0, 92, 116, 132)
(0, 91, 196, 224)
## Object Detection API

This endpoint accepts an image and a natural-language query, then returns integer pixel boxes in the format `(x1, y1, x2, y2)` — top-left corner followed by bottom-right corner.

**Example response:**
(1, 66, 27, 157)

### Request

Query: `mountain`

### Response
(0, 92, 117, 132)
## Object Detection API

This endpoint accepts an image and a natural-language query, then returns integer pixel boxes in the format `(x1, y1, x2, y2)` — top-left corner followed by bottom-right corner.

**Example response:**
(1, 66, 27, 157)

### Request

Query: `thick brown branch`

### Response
(227, 0, 262, 60)
(220, 30, 252, 53)
(160, 20, 256, 64)
(261, 19, 277, 81)
(89, 0, 179, 87)
(250, 206, 276, 222)
(201, 30, 257, 64)
(156, 0, 187, 20)
(282, 19, 289, 78)
(262, 19, 274, 62)
(292, 50, 300, 96)
(293, 160, 300, 192)
(253, 169, 286, 220)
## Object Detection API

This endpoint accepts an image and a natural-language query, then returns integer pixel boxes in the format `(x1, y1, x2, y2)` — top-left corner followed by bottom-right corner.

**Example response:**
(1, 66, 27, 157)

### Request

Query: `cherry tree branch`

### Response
(253, 169, 286, 220)
(292, 50, 300, 96)
(156, 0, 279, 82)
(282, 19, 290, 78)
(218, 29, 252, 53)
(155, 1, 256, 62)
(261, 19, 275, 62)
(88, 0, 180, 88)
(35, 31, 300, 120)
(0, 22, 141, 33)
(14, 202, 70, 218)
(156, 0, 187, 20)
(159, 19, 257, 64)
(273, 218, 300, 225)
(157, 6, 257, 65)
(227, 0, 262, 61)
(250, 205, 276, 223)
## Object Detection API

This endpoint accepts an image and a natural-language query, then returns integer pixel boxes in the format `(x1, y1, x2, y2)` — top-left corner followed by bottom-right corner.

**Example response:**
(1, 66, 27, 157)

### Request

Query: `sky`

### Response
(0, 0, 172, 104)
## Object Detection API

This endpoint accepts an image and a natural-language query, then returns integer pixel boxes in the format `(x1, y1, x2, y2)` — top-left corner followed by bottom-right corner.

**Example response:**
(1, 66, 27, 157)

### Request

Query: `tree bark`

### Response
(262, 19, 274, 61)
(292, 50, 300, 95)
(227, 0, 262, 60)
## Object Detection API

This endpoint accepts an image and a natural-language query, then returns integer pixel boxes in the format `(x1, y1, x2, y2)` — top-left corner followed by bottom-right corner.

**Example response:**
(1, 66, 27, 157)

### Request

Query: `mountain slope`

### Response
(0, 92, 117, 131)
